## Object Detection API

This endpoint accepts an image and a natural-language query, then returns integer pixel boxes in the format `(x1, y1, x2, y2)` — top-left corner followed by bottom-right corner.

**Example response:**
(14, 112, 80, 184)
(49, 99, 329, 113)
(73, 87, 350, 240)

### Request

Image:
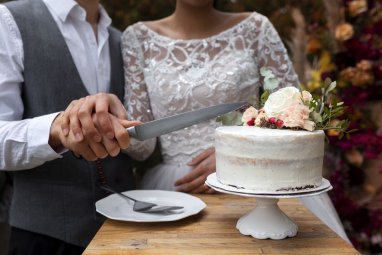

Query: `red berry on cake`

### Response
(247, 118, 256, 126)
(268, 117, 276, 124)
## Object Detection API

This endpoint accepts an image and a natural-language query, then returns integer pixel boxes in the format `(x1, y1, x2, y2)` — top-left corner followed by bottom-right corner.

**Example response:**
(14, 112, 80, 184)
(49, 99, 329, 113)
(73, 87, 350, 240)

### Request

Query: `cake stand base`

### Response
(236, 198, 298, 240)
(206, 173, 332, 240)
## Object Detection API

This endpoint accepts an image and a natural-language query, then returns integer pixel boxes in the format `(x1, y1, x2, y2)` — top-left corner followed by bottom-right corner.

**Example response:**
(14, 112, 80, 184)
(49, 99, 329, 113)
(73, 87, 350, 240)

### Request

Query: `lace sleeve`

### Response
(121, 27, 156, 161)
(257, 17, 300, 90)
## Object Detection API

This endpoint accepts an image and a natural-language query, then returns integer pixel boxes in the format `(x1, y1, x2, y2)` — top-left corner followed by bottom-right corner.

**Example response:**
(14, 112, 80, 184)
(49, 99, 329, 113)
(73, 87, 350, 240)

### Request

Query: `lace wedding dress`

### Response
(122, 12, 350, 243)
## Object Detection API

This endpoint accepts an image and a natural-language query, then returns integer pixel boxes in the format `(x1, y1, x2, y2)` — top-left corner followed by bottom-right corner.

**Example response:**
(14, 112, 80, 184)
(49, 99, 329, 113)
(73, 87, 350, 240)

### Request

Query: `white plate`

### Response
(96, 190, 206, 222)
(206, 173, 332, 198)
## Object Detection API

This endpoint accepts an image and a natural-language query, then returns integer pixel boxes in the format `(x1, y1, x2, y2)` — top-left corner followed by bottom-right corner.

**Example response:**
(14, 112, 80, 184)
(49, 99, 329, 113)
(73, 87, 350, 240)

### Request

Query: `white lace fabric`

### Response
(122, 12, 299, 165)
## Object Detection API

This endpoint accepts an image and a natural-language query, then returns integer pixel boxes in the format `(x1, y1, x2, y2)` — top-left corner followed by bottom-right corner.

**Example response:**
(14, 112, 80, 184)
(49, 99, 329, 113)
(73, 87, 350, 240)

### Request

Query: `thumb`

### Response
(119, 120, 142, 128)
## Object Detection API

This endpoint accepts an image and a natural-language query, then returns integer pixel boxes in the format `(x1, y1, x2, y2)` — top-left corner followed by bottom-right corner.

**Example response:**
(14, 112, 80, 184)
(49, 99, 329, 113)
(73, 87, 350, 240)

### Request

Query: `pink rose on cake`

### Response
(242, 106, 258, 126)
(279, 103, 315, 131)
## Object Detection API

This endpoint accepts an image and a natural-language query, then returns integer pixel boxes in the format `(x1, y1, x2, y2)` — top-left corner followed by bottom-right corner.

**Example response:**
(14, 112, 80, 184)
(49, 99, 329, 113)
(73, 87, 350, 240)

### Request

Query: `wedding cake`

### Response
(214, 70, 348, 192)
(215, 126, 325, 192)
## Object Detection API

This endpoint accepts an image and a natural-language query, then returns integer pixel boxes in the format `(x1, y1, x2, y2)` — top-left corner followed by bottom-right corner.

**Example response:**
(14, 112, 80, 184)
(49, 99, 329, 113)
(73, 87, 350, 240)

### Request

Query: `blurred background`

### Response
(0, 0, 381, 254)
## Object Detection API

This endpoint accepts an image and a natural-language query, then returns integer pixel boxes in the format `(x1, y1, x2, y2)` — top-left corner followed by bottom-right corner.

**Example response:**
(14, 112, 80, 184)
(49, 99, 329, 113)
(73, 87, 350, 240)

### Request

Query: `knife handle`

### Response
(126, 126, 138, 139)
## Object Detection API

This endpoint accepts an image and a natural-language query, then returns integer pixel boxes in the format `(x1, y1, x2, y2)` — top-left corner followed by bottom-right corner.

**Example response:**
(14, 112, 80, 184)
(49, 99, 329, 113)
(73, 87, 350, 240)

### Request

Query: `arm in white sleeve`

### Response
(256, 17, 300, 90)
(121, 27, 156, 161)
(0, 114, 63, 170)
(0, 6, 62, 171)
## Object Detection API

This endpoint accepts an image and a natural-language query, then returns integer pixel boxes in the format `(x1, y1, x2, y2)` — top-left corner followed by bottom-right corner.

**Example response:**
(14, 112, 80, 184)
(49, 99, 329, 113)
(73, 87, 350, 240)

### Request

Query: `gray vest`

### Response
(5, 0, 135, 247)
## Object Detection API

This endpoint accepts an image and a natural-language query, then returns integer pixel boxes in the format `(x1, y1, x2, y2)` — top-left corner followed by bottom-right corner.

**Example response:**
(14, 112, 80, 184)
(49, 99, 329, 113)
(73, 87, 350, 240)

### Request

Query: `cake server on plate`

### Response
(127, 102, 247, 141)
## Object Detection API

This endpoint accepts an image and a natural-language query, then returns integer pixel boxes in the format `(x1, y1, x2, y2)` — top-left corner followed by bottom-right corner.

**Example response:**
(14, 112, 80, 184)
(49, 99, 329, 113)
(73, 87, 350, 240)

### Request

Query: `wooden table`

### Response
(84, 194, 359, 255)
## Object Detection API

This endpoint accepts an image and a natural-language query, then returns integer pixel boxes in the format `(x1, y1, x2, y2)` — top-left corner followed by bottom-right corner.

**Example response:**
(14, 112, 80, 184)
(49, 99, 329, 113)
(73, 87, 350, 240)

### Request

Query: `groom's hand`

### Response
(50, 112, 99, 160)
(61, 93, 128, 143)
(50, 112, 140, 161)
(59, 93, 141, 160)
(175, 147, 216, 194)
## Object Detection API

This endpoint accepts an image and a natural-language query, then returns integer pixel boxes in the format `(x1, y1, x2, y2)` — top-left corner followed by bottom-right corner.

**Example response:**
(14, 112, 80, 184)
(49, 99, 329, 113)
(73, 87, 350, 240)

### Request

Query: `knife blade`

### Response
(126, 101, 247, 141)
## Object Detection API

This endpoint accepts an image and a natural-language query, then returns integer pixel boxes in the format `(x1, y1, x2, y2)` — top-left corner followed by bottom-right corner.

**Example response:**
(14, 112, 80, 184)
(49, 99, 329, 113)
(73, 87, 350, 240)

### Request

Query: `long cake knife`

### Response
(126, 102, 247, 141)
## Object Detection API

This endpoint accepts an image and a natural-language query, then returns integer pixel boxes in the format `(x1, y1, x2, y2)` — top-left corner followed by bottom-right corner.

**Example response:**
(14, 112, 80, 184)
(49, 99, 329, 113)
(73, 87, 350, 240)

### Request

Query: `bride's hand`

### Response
(175, 147, 216, 194)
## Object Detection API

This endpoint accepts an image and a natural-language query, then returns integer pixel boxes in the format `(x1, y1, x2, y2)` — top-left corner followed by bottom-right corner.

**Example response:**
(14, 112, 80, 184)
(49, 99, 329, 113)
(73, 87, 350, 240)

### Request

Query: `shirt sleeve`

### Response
(0, 5, 62, 171)
(256, 16, 300, 90)
(121, 26, 156, 161)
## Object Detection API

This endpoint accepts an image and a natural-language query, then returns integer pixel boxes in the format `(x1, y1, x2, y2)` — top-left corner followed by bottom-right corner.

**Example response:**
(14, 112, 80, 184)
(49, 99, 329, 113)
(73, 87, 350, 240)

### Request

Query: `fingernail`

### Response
(75, 133, 82, 141)
(107, 132, 114, 139)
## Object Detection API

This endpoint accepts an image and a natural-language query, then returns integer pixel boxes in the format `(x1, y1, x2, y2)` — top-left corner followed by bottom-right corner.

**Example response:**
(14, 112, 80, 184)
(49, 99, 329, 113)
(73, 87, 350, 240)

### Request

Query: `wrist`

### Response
(49, 112, 64, 151)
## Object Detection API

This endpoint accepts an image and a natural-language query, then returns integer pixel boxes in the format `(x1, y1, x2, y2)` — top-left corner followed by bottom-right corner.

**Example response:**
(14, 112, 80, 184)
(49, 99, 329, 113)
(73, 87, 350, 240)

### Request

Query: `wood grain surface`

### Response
(84, 194, 359, 255)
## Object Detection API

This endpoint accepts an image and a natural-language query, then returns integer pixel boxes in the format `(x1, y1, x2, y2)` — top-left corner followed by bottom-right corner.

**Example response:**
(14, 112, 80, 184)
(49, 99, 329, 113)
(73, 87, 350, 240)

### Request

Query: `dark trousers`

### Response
(0, 222, 10, 255)
(8, 227, 84, 255)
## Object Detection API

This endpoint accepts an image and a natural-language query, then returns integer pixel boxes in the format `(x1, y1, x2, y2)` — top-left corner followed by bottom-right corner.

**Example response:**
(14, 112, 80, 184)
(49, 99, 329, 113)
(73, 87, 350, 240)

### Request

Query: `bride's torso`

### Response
(124, 12, 298, 165)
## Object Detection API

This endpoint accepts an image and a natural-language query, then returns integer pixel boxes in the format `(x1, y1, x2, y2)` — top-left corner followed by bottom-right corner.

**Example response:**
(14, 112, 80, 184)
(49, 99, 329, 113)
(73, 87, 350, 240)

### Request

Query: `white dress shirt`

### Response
(0, 0, 112, 170)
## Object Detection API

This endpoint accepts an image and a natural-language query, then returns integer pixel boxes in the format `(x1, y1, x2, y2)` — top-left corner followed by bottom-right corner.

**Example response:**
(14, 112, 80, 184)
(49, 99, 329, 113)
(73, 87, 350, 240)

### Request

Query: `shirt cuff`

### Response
(27, 112, 66, 160)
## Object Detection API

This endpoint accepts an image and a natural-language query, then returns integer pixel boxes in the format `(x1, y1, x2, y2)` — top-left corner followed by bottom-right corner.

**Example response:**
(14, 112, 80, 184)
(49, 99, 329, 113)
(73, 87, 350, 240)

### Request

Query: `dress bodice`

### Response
(122, 12, 299, 165)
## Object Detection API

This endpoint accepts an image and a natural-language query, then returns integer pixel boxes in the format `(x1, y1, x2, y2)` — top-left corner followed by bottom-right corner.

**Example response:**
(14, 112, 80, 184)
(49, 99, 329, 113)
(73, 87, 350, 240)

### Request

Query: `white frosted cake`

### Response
(215, 126, 325, 192)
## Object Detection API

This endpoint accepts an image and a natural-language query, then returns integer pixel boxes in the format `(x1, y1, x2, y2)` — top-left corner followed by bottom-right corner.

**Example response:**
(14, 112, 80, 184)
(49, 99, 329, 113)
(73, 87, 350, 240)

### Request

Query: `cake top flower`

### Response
(219, 67, 353, 138)
(243, 86, 316, 131)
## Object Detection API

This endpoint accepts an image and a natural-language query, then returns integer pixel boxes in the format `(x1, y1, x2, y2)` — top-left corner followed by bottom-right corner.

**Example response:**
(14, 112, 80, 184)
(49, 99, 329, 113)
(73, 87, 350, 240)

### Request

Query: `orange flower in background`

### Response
(306, 37, 322, 54)
(356, 60, 372, 71)
(340, 67, 357, 80)
(345, 148, 364, 167)
(327, 119, 341, 136)
(352, 70, 374, 87)
(348, 0, 368, 17)
(364, 183, 377, 194)
(335, 23, 354, 41)
(339, 67, 357, 87)
(340, 66, 374, 87)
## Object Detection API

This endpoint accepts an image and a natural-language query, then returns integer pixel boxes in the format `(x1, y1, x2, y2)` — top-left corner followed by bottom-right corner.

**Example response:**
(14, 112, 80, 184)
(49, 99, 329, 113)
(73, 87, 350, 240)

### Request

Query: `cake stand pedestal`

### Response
(236, 197, 297, 239)
(205, 173, 332, 240)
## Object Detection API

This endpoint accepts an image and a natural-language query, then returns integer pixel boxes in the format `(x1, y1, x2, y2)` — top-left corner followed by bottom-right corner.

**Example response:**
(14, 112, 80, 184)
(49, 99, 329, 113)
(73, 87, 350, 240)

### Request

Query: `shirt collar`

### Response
(43, 0, 77, 22)
(43, 0, 112, 27)
(98, 5, 112, 28)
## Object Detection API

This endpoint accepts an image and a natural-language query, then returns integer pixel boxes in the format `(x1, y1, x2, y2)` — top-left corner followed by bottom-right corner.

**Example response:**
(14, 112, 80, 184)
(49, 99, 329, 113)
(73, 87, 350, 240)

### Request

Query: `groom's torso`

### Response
(4, 0, 134, 247)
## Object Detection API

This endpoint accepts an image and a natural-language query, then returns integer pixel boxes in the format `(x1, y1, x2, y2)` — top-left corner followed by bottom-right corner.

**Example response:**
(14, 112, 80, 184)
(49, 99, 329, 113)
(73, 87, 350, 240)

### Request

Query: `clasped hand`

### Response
(49, 93, 216, 194)
(49, 93, 140, 161)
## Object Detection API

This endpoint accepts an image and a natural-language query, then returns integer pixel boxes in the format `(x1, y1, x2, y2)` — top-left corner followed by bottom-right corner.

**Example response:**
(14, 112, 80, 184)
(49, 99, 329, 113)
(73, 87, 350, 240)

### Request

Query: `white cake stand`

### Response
(205, 173, 332, 240)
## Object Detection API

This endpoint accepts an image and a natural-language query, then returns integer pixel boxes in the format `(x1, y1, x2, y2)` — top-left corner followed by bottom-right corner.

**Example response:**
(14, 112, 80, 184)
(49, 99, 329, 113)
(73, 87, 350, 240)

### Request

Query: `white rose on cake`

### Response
(263, 86, 301, 117)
